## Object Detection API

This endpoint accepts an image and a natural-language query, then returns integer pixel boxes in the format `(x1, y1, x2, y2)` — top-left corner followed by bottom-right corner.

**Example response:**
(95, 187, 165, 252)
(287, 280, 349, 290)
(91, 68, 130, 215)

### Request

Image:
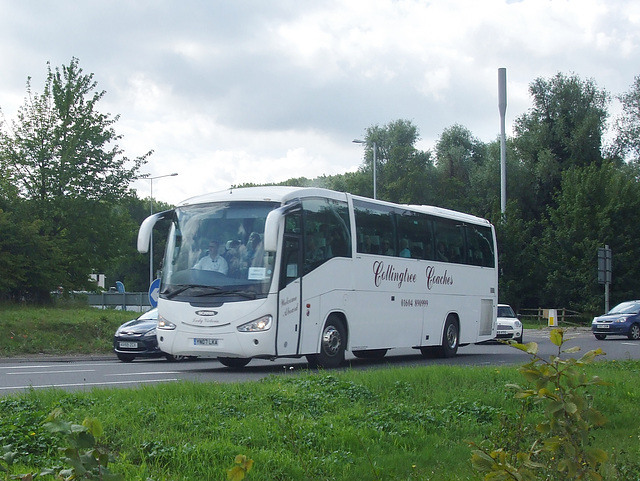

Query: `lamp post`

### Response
(352, 139, 377, 199)
(142, 172, 178, 286)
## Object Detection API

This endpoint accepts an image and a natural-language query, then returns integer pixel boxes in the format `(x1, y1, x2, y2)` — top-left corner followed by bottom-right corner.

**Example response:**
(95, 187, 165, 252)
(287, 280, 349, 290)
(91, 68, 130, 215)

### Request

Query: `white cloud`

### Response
(1, 0, 638, 205)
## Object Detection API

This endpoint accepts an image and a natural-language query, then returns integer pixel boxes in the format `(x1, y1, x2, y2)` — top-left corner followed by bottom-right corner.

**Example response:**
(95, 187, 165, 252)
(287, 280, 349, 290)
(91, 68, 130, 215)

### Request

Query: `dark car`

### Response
(113, 309, 189, 362)
(592, 300, 640, 340)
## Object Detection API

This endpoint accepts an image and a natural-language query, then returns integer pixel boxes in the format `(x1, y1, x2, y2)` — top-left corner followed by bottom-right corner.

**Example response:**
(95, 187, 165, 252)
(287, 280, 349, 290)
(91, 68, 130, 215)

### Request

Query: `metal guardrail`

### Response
(87, 292, 150, 310)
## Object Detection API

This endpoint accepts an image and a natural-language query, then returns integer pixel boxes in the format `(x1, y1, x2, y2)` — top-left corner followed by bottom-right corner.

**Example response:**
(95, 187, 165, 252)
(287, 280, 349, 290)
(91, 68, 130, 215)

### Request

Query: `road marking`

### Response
(107, 371, 180, 376)
(7, 369, 95, 375)
(0, 378, 179, 391)
(0, 363, 115, 370)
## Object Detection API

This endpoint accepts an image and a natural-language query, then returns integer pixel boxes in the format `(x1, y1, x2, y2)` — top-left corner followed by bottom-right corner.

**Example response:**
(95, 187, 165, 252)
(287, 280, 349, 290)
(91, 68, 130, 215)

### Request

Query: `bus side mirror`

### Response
(137, 211, 172, 253)
(264, 203, 302, 252)
(263, 209, 282, 252)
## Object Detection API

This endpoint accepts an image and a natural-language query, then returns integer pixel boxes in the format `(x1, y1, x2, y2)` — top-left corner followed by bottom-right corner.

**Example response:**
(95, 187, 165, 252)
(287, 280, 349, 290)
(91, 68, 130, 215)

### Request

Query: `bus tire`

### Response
(352, 349, 388, 359)
(218, 357, 251, 368)
(439, 316, 459, 358)
(306, 315, 346, 368)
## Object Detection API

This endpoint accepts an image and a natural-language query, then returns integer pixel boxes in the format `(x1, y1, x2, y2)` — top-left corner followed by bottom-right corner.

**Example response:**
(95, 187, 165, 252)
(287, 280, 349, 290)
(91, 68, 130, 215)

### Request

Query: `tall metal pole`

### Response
(372, 141, 377, 200)
(143, 173, 178, 287)
(498, 68, 507, 216)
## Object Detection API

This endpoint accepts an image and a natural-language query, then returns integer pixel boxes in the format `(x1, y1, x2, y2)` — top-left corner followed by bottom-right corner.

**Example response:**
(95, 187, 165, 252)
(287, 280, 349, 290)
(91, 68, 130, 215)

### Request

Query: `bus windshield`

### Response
(160, 201, 279, 301)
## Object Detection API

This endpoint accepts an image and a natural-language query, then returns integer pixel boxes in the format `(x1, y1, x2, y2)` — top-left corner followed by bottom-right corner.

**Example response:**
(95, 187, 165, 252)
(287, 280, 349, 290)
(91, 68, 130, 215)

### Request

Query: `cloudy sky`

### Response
(1, 0, 638, 205)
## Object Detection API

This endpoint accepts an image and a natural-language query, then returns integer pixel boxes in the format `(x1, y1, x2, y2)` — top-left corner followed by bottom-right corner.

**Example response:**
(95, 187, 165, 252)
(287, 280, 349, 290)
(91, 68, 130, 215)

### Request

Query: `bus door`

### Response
(276, 230, 303, 356)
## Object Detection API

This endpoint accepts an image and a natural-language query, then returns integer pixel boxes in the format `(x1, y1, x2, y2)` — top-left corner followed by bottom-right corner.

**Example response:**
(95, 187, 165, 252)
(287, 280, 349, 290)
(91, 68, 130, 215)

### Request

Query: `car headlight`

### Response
(157, 317, 177, 330)
(238, 315, 273, 332)
(144, 328, 157, 337)
(615, 317, 628, 323)
(514, 320, 522, 328)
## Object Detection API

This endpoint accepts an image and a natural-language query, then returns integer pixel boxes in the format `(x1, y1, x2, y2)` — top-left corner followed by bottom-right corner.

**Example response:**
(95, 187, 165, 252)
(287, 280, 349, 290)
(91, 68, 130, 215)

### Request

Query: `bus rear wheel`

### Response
(439, 316, 459, 358)
(218, 357, 251, 368)
(307, 315, 346, 369)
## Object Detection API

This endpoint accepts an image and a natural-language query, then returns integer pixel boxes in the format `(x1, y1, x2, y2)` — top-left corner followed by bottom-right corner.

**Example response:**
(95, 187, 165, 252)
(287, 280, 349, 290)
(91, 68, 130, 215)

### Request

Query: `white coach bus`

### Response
(137, 186, 497, 368)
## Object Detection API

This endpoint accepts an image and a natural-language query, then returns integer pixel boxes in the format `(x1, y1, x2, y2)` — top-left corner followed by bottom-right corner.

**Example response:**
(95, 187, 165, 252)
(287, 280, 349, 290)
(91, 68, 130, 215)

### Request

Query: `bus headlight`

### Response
(238, 315, 273, 332)
(157, 317, 177, 330)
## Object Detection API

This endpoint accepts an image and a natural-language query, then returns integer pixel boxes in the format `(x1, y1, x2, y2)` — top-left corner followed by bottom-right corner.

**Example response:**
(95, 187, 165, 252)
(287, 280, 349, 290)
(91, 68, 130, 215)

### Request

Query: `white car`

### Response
(496, 304, 523, 344)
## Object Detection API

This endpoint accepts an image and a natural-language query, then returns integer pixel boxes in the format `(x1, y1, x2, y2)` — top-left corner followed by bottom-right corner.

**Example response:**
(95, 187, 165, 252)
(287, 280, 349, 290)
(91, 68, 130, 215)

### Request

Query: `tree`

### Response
(541, 162, 640, 312)
(0, 58, 151, 300)
(612, 75, 640, 163)
(358, 119, 434, 203)
(433, 124, 487, 212)
(512, 72, 610, 218)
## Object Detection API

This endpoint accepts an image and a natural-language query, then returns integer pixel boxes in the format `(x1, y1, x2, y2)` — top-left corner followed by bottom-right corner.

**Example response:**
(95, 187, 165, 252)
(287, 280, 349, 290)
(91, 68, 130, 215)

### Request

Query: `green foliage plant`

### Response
(41, 408, 123, 481)
(470, 328, 609, 480)
(227, 454, 253, 481)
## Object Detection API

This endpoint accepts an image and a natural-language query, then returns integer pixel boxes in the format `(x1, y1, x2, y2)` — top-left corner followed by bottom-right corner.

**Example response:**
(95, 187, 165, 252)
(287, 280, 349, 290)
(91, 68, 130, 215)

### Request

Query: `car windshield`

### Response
(608, 301, 640, 315)
(160, 201, 279, 301)
(497, 305, 516, 318)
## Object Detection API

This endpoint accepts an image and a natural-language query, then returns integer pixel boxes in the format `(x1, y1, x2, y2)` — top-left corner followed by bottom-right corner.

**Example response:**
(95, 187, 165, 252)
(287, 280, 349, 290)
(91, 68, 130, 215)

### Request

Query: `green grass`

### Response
(1, 361, 640, 480)
(0, 304, 133, 356)
(1, 306, 638, 479)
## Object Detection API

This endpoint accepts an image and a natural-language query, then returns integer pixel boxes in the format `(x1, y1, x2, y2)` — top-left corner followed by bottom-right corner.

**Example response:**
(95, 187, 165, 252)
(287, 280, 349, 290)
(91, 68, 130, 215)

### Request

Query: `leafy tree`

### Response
(433, 124, 487, 212)
(357, 119, 434, 203)
(512, 72, 610, 219)
(541, 162, 640, 312)
(612, 75, 640, 163)
(0, 58, 151, 300)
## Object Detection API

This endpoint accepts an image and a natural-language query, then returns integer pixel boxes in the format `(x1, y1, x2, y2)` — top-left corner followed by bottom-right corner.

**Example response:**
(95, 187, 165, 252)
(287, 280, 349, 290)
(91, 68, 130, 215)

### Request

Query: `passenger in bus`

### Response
(382, 238, 394, 256)
(246, 232, 264, 267)
(224, 240, 243, 277)
(436, 241, 449, 262)
(362, 235, 379, 254)
(193, 240, 229, 274)
(327, 227, 348, 257)
(399, 238, 411, 258)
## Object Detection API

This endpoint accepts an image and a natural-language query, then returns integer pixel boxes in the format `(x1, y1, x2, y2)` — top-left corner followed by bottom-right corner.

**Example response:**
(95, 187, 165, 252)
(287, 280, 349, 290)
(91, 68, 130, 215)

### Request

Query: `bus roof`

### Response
(177, 186, 492, 227)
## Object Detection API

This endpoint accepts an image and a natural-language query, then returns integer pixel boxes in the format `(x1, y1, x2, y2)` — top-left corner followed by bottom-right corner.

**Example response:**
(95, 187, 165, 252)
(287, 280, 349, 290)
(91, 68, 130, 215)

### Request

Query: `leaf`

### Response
(227, 466, 246, 481)
(83, 417, 104, 438)
(470, 451, 496, 472)
(550, 329, 564, 346)
(586, 447, 608, 466)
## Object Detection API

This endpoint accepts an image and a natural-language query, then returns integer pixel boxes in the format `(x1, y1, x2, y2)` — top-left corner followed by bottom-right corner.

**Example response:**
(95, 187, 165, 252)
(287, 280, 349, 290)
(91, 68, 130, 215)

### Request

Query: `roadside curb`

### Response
(0, 353, 117, 364)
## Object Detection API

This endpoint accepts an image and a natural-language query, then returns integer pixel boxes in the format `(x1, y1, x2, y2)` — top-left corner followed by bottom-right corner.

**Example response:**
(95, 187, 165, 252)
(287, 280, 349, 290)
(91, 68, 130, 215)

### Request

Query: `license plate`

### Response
(497, 330, 508, 335)
(599, 325, 610, 329)
(194, 338, 219, 346)
(118, 341, 138, 349)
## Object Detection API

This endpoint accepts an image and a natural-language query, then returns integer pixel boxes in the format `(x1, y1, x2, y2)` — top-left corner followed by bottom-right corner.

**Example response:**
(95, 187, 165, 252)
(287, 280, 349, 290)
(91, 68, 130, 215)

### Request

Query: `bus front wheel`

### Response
(218, 357, 251, 368)
(307, 316, 346, 368)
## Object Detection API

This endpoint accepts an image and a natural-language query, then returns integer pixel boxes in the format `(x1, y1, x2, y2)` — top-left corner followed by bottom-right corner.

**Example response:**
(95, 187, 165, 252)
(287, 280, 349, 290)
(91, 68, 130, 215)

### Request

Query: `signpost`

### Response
(149, 278, 161, 308)
(598, 245, 612, 313)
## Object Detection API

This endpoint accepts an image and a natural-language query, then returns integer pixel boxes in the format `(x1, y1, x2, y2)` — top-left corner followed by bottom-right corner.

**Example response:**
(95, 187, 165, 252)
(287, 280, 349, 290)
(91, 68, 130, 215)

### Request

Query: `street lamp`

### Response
(141, 172, 178, 286)
(352, 139, 377, 199)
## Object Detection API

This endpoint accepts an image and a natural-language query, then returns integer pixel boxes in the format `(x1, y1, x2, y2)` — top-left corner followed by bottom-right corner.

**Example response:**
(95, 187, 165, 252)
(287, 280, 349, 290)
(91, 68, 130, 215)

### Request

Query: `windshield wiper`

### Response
(193, 289, 257, 300)
(162, 284, 216, 299)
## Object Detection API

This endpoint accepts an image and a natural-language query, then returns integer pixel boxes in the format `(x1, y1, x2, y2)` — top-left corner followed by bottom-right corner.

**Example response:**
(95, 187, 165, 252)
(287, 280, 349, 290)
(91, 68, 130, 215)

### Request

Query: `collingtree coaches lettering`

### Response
(373, 261, 417, 288)
(425, 265, 454, 290)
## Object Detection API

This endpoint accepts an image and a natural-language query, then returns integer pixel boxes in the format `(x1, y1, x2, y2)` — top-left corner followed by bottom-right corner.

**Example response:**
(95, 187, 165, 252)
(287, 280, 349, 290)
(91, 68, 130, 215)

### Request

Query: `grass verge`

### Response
(1, 360, 640, 480)
(0, 304, 133, 356)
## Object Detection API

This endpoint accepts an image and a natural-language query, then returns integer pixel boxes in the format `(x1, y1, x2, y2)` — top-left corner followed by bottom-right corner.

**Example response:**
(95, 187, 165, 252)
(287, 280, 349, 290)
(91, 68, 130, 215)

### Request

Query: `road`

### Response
(1, 328, 638, 395)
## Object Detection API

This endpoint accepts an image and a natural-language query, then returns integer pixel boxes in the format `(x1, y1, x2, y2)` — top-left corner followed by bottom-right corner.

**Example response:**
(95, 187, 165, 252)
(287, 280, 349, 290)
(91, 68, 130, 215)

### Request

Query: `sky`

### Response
(1, 0, 639, 205)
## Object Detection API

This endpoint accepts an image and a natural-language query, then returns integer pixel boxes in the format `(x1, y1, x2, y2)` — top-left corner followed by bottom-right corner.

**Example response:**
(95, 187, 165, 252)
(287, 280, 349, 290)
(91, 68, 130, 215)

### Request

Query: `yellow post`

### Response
(548, 308, 558, 327)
